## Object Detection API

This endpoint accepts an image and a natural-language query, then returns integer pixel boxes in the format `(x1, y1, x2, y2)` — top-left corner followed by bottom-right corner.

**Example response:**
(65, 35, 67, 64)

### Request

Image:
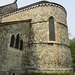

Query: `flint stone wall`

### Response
(2, 4, 68, 45)
(23, 44, 73, 73)
(2, 3, 67, 25)
(0, 20, 31, 74)
(0, 1, 73, 75)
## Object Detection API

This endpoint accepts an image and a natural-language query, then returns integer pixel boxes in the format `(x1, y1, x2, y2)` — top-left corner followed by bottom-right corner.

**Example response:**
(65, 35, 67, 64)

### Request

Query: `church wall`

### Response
(23, 44, 73, 73)
(2, 4, 67, 25)
(31, 22, 69, 45)
(56, 23, 69, 45)
(2, 4, 68, 45)
(0, 2, 73, 74)
(0, 21, 31, 74)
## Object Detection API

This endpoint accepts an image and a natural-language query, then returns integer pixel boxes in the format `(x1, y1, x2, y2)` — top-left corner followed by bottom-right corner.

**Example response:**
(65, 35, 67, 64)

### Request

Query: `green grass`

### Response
(21, 72, 75, 75)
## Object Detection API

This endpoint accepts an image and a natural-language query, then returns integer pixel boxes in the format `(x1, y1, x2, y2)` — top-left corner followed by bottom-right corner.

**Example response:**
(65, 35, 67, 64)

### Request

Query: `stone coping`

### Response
(0, 19, 31, 26)
(2, 1, 67, 18)
(24, 68, 73, 73)
(0, 68, 73, 73)
(24, 68, 73, 70)
(57, 22, 68, 28)
(25, 42, 70, 48)
(31, 21, 68, 28)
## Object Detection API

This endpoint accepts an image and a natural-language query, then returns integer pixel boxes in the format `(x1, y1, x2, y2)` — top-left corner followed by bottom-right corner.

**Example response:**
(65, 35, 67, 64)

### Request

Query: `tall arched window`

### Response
(20, 40, 23, 50)
(49, 17, 55, 41)
(10, 35, 15, 47)
(15, 34, 20, 49)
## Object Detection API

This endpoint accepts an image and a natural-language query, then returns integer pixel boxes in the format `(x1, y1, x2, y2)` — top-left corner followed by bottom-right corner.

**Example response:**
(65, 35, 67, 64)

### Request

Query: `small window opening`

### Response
(15, 34, 20, 49)
(10, 35, 15, 47)
(12, 73, 15, 75)
(20, 40, 23, 50)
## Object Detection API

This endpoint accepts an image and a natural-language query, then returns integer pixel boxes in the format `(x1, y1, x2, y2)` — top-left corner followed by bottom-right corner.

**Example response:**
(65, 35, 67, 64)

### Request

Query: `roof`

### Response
(2, 1, 67, 17)
(18, 1, 66, 11)
(0, 2, 18, 16)
(19, 1, 50, 10)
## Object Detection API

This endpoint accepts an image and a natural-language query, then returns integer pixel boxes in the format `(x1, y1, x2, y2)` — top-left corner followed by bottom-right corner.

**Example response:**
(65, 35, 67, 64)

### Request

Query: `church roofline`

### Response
(19, 1, 66, 12)
(0, 2, 17, 8)
(2, 1, 67, 18)
(0, 1, 18, 16)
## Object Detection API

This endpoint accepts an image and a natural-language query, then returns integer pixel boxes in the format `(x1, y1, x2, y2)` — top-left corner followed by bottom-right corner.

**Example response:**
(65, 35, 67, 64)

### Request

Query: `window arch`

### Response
(15, 34, 20, 49)
(20, 40, 23, 50)
(49, 16, 55, 41)
(10, 34, 23, 50)
(10, 35, 15, 47)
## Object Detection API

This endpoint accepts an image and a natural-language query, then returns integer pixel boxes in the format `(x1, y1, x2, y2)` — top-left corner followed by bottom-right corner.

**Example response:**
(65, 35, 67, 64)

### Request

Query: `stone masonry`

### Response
(0, 1, 73, 75)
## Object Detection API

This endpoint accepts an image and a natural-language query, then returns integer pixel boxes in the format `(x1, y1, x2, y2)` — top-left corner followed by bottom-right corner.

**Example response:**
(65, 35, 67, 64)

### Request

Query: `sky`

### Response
(0, 0, 75, 39)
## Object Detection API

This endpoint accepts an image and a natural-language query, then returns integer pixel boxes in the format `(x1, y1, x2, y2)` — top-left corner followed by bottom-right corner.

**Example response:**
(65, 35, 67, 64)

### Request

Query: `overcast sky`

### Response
(0, 0, 75, 39)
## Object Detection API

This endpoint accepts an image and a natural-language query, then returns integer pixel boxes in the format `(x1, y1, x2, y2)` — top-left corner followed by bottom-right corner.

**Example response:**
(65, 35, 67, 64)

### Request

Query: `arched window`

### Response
(20, 40, 23, 50)
(10, 35, 15, 47)
(10, 34, 24, 51)
(15, 34, 20, 49)
(49, 17, 55, 41)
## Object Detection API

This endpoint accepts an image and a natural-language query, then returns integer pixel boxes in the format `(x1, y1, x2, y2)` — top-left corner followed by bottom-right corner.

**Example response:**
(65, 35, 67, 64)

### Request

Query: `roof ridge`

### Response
(0, 2, 17, 8)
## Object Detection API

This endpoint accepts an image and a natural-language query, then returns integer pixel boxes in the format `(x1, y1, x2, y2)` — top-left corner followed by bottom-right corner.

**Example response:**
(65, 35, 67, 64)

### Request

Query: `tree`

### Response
(69, 38, 75, 58)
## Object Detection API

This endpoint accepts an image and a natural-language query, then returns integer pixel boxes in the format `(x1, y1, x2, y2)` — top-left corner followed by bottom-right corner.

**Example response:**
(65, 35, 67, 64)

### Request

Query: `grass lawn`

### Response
(21, 62, 75, 75)
(22, 72, 75, 75)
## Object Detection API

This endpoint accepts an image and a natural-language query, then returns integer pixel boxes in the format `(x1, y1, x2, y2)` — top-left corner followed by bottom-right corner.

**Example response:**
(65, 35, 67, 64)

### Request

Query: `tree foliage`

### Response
(69, 38, 75, 58)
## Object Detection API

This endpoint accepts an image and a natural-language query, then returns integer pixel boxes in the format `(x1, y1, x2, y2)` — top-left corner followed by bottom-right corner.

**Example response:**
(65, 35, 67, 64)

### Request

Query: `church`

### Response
(0, 0, 73, 75)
